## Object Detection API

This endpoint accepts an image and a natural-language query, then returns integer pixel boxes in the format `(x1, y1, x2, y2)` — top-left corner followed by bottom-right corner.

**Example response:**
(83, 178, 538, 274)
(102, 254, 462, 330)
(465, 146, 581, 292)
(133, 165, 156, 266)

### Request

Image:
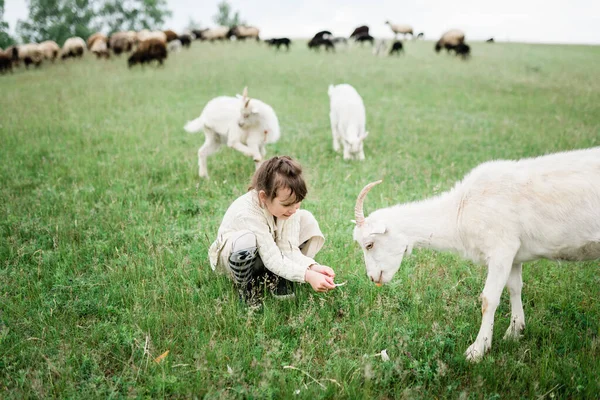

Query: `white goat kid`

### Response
(328, 84, 369, 161)
(184, 87, 280, 178)
(352, 147, 600, 362)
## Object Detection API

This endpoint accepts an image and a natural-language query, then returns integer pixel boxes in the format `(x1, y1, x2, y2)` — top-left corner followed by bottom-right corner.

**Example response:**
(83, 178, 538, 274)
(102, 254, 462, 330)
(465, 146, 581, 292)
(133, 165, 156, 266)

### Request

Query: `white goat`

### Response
(352, 147, 600, 362)
(184, 87, 280, 178)
(328, 84, 369, 161)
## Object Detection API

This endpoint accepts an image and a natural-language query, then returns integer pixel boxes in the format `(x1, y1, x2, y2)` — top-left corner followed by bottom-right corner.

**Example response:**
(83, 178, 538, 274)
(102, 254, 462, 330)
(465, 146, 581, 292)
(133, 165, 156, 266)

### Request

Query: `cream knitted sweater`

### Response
(208, 190, 324, 282)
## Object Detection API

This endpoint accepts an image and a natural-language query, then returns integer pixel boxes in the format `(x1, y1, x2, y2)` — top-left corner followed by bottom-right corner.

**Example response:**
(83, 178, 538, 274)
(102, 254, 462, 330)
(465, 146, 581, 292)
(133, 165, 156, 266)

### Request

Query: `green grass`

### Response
(1, 40, 599, 398)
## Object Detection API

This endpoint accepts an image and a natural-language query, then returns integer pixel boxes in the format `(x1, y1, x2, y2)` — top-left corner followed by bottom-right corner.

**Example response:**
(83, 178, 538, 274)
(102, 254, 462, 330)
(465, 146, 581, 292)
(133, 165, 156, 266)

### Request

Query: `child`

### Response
(208, 156, 336, 302)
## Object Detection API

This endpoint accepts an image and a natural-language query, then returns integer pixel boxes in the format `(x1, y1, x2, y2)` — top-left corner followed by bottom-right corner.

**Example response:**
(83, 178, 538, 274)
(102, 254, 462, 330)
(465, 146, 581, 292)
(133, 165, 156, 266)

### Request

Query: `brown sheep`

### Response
(163, 29, 178, 42)
(127, 38, 167, 68)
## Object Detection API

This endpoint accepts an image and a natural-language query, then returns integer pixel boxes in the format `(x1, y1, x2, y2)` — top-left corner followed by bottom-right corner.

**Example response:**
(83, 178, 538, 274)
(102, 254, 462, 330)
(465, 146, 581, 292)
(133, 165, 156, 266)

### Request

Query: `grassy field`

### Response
(1, 39, 599, 398)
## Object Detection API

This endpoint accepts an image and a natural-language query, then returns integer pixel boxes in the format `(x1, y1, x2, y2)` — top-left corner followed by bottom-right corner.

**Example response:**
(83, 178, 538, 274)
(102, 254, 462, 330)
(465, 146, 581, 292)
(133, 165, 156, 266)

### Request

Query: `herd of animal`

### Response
(0, 25, 262, 73)
(184, 81, 599, 363)
(0, 20, 481, 75)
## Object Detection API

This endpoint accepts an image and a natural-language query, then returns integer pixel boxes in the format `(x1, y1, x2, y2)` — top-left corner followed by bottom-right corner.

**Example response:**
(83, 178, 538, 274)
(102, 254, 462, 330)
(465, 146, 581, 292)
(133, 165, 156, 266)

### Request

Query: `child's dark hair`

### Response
(250, 156, 307, 204)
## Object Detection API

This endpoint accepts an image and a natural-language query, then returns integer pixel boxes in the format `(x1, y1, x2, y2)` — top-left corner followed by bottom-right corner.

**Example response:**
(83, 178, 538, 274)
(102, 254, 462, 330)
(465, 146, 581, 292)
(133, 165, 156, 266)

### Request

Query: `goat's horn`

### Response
(354, 180, 382, 226)
(245, 98, 250, 107)
(242, 86, 248, 98)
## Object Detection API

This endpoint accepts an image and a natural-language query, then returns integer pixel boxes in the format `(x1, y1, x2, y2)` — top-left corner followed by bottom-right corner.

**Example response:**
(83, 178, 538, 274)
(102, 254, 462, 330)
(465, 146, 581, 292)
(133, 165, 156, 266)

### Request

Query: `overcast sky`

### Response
(4, 0, 600, 44)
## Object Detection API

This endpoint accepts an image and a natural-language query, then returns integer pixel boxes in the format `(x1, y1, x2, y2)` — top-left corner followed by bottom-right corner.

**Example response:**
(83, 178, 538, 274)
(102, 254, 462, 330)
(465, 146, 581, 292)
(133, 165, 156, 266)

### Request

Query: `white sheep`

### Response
(38, 40, 60, 61)
(352, 147, 600, 362)
(385, 21, 413, 39)
(90, 37, 109, 59)
(435, 29, 465, 53)
(137, 30, 167, 44)
(200, 26, 230, 41)
(167, 39, 182, 53)
(184, 87, 280, 178)
(17, 43, 44, 67)
(61, 37, 86, 59)
(328, 84, 369, 161)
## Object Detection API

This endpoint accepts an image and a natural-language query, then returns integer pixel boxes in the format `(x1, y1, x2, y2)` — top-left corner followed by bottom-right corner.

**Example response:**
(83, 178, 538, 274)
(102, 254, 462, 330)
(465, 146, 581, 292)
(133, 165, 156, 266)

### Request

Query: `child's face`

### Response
(260, 187, 301, 220)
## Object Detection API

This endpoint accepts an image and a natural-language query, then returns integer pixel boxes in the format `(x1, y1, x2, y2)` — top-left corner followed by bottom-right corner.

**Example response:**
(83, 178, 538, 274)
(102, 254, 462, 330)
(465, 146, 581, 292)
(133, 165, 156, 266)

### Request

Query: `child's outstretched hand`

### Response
(305, 264, 336, 292)
(309, 264, 335, 278)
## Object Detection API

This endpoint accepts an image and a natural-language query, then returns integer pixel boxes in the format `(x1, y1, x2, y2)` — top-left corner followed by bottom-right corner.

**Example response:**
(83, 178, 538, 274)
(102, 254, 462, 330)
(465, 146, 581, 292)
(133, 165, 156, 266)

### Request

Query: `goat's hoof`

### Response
(503, 323, 525, 341)
(465, 342, 488, 363)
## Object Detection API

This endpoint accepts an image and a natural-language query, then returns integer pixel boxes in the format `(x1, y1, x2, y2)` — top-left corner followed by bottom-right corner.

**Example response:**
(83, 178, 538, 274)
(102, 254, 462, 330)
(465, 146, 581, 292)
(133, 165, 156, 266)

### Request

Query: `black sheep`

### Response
(389, 41, 404, 55)
(266, 38, 291, 50)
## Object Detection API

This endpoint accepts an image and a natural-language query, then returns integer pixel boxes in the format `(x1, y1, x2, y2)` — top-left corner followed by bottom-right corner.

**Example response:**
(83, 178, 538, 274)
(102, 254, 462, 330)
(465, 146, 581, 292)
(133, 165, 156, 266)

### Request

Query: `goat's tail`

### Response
(183, 115, 205, 133)
(327, 84, 334, 97)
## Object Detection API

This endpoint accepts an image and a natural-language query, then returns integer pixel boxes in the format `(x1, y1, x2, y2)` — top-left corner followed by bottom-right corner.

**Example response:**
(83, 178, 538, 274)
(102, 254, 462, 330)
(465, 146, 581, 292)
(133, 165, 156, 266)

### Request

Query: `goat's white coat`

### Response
(328, 84, 368, 161)
(184, 92, 280, 178)
(353, 147, 600, 361)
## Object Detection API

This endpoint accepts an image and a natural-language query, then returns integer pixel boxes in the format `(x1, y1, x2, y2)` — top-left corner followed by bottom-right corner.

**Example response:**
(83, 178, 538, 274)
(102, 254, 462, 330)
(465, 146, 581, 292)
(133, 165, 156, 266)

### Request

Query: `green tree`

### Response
(101, 0, 172, 34)
(16, 0, 100, 45)
(212, 0, 245, 27)
(0, 0, 15, 47)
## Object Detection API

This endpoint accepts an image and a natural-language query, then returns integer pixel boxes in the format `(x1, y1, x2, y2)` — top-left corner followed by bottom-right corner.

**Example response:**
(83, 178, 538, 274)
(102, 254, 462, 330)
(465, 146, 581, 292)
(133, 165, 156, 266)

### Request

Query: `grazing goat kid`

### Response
(328, 84, 369, 160)
(184, 87, 280, 178)
(352, 147, 600, 362)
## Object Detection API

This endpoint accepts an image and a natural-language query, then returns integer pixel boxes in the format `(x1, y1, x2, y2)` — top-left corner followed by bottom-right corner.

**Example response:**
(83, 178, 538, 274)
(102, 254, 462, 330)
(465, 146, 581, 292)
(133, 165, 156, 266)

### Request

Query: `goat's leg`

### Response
(503, 263, 525, 340)
(198, 131, 221, 178)
(242, 136, 266, 170)
(330, 115, 341, 152)
(465, 257, 512, 362)
(343, 147, 352, 161)
(229, 141, 262, 161)
(259, 143, 267, 158)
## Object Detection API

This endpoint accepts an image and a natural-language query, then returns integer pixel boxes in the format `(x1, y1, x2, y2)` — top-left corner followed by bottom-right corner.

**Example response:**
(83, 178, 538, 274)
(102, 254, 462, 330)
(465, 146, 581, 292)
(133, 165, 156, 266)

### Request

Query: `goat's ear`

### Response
(235, 94, 242, 99)
(370, 220, 387, 235)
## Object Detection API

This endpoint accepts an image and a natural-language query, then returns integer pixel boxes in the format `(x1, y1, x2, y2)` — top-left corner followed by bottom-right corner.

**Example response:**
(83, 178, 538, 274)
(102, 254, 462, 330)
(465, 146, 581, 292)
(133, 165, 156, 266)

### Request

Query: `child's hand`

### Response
(310, 264, 335, 278)
(305, 269, 336, 292)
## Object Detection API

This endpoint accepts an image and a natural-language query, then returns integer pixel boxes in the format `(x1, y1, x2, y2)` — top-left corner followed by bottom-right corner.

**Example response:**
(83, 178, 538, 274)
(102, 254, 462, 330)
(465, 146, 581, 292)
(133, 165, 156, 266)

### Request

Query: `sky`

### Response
(4, 0, 600, 44)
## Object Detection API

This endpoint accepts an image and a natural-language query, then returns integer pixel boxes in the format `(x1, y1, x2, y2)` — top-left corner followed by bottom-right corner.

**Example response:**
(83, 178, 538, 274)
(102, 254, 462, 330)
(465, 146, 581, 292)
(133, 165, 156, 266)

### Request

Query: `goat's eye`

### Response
(365, 243, 374, 250)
